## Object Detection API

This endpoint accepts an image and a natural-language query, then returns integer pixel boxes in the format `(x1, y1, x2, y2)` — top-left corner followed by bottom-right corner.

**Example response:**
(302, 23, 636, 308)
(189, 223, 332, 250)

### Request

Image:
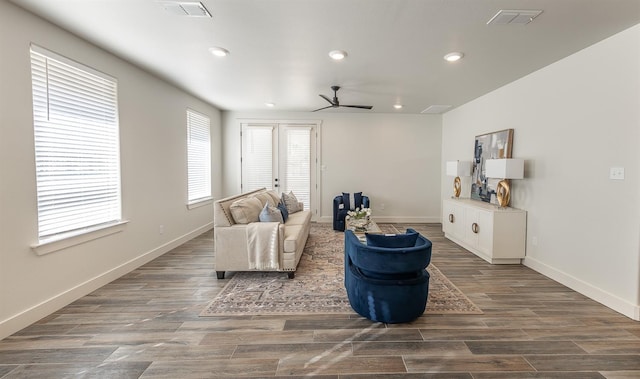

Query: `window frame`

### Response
(29, 45, 125, 254)
(186, 108, 212, 208)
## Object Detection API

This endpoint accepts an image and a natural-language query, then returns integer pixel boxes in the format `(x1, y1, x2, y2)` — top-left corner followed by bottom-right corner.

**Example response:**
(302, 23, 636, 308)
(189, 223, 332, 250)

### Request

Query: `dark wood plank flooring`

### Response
(1, 223, 638, 378)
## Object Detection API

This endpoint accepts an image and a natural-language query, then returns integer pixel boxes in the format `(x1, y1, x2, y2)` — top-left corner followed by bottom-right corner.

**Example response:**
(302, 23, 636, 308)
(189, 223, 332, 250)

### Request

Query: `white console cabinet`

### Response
(442, 198, 526, 264)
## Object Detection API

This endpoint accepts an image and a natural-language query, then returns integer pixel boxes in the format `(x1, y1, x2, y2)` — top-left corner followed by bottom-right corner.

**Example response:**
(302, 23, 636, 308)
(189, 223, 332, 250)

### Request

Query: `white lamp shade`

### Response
(446, 161, 471, 177)
(485, 158, 524, 179)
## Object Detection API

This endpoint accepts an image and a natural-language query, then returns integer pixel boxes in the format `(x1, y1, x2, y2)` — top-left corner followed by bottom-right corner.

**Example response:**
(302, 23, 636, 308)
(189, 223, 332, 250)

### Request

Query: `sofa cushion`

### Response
(229, 197, 263, 224)
(259, 203, 284, 223)
(265, 190, 281, 206)
(252, 192, 275, 207)
(366, 231, 419, 248)
(286, 209, 309, 226)
(282, 191, 303, 214)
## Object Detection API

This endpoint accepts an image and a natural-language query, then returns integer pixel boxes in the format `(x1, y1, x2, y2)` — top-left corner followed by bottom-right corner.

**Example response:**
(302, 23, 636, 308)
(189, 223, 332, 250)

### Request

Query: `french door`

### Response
(241, 122, 319, 217)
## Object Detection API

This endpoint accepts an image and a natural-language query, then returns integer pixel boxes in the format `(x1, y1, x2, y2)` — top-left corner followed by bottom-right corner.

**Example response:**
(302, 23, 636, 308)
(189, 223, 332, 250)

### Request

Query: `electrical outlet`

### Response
(380, 203, 385, 210)
(532, 236, 538, 247)
(159, 225, 164, 235)
(609, 167, 625, 180)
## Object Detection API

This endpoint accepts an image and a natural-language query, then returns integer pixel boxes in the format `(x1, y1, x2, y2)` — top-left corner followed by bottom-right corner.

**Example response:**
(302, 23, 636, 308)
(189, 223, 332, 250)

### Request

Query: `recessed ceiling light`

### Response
(209, 47, 230, 57)
(328, 50, 348, 60)
(393, 104, 403, 109)
(265, 102, 275, 107)
(444, 52, 464, 62)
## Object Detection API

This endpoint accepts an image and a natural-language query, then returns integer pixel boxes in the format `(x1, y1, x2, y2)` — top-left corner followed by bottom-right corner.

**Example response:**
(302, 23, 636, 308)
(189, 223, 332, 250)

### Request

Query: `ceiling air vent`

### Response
(421, 105, 451, 114)
(160, 1, 212, 17)
(487, 10, 542, 25)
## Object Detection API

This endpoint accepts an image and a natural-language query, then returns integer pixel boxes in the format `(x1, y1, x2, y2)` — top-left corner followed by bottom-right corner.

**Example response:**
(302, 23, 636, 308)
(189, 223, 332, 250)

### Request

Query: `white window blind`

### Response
(30, 45, 122, 241)
(187, 109, 211, 204)
(282, 127, 311, 210)
(241, 125, 274, 192)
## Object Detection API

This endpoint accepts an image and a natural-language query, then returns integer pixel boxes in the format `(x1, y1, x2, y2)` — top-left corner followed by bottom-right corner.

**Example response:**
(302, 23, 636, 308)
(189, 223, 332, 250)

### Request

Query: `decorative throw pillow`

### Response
(277, 202, 289, 222)
(365, 230, 419, 248)
(281, 191, 303, 214)
(229, 197, 263, 224)
(259, 203, 284, 223)
(342, 192, 363, 210)
(342, 192, 351, 210)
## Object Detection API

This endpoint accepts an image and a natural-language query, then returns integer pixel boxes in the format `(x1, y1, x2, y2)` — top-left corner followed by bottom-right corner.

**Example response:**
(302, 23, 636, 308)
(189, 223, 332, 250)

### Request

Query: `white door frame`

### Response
(239, 119, 322, 221)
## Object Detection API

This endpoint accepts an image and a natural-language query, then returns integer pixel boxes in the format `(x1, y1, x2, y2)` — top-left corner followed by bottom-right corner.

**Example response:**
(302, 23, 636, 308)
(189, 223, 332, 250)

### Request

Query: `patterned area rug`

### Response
(201, 223, 482, 317)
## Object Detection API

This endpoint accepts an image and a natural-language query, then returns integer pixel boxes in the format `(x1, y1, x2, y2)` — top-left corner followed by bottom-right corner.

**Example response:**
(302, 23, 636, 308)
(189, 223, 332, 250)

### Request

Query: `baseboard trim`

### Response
(0, 223, 213, 340)
(317, 216, 440, 224)
(523, 256, 640, 321)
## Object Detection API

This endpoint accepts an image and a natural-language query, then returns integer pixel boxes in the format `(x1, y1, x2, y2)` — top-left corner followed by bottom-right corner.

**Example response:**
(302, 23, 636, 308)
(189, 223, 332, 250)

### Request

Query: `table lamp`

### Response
(485, 158, 524, 207)
(446, 161, 471, 198)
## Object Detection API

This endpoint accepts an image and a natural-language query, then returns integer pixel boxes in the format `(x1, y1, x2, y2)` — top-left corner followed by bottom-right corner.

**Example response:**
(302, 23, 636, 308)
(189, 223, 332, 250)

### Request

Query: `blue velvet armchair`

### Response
(333, 192, 370, 231)
(344, 228, 432, 323)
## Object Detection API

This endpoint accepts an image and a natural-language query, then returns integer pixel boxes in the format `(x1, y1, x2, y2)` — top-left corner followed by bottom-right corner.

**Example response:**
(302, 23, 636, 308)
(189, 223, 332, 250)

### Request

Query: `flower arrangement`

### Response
(346, 207, 371, 220)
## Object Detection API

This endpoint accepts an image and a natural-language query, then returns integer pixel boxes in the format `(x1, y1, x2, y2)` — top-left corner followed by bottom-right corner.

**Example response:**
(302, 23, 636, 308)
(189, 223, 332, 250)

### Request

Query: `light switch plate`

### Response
(610, 167, 625, 180)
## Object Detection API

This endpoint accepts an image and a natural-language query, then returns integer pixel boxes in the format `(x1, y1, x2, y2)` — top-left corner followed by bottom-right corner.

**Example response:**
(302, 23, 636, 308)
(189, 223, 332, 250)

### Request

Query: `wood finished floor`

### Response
(1, 223, 639, 378)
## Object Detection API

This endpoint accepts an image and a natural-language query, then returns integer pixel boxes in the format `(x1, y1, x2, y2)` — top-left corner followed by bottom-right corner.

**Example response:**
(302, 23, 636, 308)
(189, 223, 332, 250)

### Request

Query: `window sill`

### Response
(187, 197, 213, 210)
(32, 220, 129, 256)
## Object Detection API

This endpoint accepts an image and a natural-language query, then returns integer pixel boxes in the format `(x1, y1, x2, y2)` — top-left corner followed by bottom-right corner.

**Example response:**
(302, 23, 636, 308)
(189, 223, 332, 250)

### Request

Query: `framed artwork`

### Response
(471, 129, 514, 203)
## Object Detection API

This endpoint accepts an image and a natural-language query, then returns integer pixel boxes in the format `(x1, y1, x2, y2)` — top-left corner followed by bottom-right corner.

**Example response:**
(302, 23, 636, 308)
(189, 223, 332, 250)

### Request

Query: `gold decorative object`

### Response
(453, 177, 462, 198)
(496, 179, 511, 208)
(446, 161, 471, 198)
(485, 158, 524, 208)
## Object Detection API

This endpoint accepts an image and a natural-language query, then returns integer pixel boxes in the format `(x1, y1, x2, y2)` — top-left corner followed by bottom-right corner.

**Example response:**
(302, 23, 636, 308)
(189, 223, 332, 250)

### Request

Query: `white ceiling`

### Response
(10, 0, 640, 114)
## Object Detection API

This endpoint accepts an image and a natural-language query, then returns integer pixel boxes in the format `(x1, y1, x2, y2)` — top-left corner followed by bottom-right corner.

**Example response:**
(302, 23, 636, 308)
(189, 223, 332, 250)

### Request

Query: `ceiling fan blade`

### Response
(342, 105, 373, 110)
(319, 94, 334, 105)
(311, 105, 335, 112)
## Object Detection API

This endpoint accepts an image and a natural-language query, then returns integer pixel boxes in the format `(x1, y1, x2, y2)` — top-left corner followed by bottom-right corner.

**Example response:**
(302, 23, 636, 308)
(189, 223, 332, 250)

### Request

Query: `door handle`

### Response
(471, 223, 479, 234)
(448, 214, 454, 223)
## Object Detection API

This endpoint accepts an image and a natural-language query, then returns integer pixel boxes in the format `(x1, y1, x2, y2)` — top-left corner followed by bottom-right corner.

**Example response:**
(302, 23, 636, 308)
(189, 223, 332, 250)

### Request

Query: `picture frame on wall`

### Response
(471, 128, 514, 204)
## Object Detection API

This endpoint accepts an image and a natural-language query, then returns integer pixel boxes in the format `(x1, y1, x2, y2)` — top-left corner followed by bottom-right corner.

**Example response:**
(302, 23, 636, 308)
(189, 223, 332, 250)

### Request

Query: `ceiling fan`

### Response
(312, 86, 373, 112)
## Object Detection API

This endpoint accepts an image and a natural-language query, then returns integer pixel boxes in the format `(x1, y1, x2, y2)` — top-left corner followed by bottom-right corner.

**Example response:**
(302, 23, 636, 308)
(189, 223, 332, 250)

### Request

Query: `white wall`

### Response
(442, 24, 640, 320)
(0, 2, 222, 339)
(222, 112, 442, 223)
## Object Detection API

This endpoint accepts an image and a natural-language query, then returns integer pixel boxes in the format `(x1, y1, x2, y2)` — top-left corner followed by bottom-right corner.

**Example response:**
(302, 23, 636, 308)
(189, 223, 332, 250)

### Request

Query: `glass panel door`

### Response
(279, 125, 312, 210)
(241, 124, 277, 192)
(241, 122, 317, 216)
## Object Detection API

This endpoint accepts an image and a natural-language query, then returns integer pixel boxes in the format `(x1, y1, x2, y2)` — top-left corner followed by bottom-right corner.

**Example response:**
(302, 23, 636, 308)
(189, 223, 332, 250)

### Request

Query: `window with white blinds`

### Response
(30, 45, 122, 241)
(283, 127, 311, 210)
(187, 109, 211, 204)
(241, 125, 274, 192)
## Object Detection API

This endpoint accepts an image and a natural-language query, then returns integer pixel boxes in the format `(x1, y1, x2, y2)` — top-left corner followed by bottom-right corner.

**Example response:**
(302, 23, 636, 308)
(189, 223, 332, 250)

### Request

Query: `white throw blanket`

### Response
(246, 222, 280, 270)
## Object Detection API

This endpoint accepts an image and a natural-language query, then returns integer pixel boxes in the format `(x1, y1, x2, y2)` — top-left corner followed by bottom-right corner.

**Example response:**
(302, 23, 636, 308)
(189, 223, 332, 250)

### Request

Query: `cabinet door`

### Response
(443, 200, 464, 238)
(462, 207, 479, 247)
(476, 210, 494, 254)
(463, 207, 494, 254)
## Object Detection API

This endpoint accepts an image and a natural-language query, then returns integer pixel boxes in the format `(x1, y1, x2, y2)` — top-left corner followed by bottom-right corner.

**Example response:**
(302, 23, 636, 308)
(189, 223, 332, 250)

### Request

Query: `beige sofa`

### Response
(213, 188, 311, 279)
